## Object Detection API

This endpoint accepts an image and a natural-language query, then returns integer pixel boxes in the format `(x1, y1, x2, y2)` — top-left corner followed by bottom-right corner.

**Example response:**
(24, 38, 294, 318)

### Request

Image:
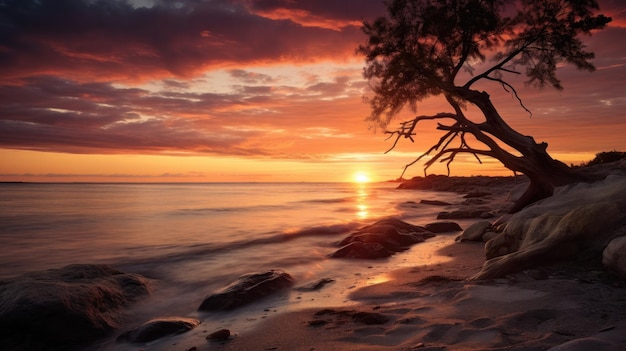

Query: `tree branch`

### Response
(483, 76, 533, 117)
(384, 112, 458, 153)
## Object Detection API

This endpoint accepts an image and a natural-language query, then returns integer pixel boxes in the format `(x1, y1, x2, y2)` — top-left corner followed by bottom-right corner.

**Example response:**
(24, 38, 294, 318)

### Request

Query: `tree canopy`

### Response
(360, 0, 610, 125)
(359, 0, 611, 211)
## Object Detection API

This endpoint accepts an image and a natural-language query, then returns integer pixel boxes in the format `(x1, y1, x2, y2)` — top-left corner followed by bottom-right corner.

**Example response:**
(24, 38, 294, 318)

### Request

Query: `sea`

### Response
(0, 182, 469, 349)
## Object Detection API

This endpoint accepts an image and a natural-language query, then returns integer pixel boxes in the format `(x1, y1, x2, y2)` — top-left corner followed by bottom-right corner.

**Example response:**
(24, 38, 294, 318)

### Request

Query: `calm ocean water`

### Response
(0, 182, 466, 349)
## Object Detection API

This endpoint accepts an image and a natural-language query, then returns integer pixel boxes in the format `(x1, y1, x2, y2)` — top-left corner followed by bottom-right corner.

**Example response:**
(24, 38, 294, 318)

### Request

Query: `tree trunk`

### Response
(455, 88, 587, 212)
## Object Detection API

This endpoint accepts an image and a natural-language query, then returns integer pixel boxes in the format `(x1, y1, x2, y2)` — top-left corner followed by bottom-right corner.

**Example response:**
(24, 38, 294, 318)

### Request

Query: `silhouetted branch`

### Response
(384, 113, 458, 153)
(484, 76, 532, 117)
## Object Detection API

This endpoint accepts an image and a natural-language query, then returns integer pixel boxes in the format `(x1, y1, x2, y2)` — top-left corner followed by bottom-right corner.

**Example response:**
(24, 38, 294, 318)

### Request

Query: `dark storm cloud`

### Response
(0, 0, 378, 81)
(0, 0, 623, 158)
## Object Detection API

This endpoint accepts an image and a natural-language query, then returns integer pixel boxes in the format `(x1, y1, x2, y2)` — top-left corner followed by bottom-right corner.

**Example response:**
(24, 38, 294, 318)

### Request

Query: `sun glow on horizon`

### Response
(353, 171, 371, 183)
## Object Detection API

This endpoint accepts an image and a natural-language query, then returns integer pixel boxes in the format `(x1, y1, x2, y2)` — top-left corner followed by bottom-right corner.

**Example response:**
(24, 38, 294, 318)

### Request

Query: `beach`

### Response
(160, 176, 626, 351)
(2, 174, 626, 351)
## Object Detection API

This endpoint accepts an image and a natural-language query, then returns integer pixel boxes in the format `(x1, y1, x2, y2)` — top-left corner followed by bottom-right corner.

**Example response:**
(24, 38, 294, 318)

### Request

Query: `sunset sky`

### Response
(1, 0, 625, 183)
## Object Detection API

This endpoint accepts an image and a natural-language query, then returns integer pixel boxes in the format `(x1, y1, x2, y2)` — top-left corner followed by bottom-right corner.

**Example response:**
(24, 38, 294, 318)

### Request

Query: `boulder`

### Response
(330, 242, 392, 259)
(455, 221, 492, 242)
(0, 264, 153, 351)
(474, 176, 626, 280)
(117, 317, 199, 343)
(330, 218, 435, 259)
(424, 221, 463, 233)
(198, 270, 294, 311)
(602, 235, 626, 279)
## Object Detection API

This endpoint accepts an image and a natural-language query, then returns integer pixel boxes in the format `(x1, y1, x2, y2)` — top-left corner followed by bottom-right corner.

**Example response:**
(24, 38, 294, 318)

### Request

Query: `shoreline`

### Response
(3, 172, 626, 351)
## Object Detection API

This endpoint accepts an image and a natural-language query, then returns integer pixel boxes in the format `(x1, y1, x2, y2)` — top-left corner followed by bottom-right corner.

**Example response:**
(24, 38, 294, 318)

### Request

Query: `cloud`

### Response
(0, 0, 623, 167)
(0, 0, 378, 82)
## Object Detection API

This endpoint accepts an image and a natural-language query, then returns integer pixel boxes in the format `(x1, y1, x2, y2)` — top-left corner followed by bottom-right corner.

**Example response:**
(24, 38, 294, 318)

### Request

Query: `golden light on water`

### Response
(355, 182, 370, 219)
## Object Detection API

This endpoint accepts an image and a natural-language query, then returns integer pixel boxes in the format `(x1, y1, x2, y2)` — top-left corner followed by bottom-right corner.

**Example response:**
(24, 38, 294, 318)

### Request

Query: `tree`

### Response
(358, 0, 611, 212)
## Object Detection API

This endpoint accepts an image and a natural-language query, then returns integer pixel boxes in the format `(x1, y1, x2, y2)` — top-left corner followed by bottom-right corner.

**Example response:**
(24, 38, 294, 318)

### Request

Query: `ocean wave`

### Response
(117, 222, 363, 270)
(293, 197, 353, 205)
(173, 204, 289, 215)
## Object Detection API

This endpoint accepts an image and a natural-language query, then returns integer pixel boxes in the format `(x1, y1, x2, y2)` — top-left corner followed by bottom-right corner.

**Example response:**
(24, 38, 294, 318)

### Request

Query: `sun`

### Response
(353, 171, 371, 183)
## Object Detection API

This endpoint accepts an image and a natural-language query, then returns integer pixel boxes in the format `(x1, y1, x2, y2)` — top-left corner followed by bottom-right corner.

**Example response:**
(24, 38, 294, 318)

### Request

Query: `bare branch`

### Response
(384, 113, 459, 154)
(483, 76, 533, 117)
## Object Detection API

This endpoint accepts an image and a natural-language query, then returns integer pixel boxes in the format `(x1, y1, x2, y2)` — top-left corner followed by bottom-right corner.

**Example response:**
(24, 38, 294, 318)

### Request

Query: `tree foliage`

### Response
(359, 0, 611, 211)
(360, 0, 610, 126)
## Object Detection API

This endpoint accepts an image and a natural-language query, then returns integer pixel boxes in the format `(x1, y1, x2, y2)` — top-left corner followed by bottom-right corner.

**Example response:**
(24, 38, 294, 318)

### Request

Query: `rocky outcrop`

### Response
(198, 270, 294, 311)
(398, 174, 528, 194)
(117, 317, 199, 343)
(330, 218, 435, 259)
(474, 176, 626, 280)
(0, 264, 154, 351)
(603, 235, 626, 279)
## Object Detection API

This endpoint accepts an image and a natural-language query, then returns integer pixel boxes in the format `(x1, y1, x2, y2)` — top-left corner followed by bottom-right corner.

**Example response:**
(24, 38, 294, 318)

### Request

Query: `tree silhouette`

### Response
(359, 0, 611, 212)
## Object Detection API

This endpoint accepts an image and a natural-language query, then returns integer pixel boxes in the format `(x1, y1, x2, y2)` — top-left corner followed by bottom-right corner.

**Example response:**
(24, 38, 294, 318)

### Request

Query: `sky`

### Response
(0, 0, 625, 183)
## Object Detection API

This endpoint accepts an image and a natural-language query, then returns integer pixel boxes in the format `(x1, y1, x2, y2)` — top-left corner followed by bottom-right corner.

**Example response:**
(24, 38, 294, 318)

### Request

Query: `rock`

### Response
(420, 199, 452, 206)
(206, 329, 231, 341)
(198, 270, 294, 311)
(437, 208, 491, 219)
(455, 221, 492, 242)
(330, 242, 392, 259)
(0, 264, 153, 351)
(463, 191, 491, 198)
(331, 218, 435, 259)
(482, 230, 499, 242)
(603, 235, 626, 279)
(117, 317, 199, 343)
(480, 211, 495, 219)
(462, 198, 488, 205)
(474, 176, 626, 280)
(295, 278, 335, 292)
(424, 221, 463, 233)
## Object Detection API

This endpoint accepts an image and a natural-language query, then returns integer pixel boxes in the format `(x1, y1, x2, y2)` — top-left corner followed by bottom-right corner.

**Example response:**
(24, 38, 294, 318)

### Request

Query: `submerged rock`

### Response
(330, 218, 435, 259)
(0, 264, 154, 351)
(117, 317, 199, 343)
(420, 199, 452, 206)
(198, 270, 294, 311)
(295, 278, 335, 292)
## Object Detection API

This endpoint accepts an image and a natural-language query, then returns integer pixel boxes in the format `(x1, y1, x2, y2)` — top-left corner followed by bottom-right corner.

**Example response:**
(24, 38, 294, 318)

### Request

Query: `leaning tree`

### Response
(359, 0, 611, 212)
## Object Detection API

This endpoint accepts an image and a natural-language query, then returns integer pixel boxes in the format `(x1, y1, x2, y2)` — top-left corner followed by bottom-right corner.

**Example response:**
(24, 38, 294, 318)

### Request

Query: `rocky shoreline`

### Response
(2, 160, 626, 350)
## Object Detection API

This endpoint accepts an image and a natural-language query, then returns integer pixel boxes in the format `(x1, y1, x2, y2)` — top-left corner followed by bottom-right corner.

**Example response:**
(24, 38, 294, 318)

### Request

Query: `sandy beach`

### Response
(2, 173, 625, 351)
(160, 175, 626, 351)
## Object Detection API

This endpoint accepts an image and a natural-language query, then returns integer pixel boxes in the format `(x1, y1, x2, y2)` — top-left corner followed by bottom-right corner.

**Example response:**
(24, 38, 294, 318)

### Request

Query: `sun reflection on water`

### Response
(355, 183, 370, 219)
